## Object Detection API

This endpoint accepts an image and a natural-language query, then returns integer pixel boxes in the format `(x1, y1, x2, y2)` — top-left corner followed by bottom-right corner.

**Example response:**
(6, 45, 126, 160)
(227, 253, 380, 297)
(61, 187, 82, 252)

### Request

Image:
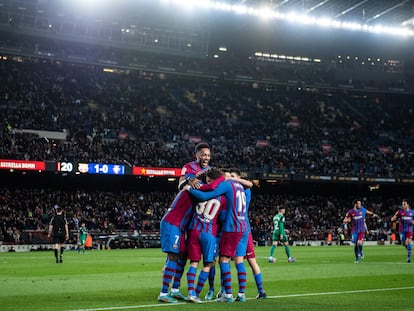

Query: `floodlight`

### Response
(232, 5, 247, 15)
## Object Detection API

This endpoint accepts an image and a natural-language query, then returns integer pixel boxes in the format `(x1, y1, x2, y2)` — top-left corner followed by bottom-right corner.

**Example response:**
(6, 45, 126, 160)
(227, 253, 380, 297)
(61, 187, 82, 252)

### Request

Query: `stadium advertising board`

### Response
(133, 166, 181, 177)
(0, 159, 46, 171)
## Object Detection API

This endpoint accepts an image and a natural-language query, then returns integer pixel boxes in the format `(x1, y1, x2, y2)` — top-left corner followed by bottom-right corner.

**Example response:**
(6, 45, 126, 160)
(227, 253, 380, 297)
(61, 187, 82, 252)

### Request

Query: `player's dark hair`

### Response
(402, 199, 410, 205)
(206, 167, 223, 180)
(220, 167, 230, 174)
(195, 142, 210, 153)
(229, 167, 241, 176)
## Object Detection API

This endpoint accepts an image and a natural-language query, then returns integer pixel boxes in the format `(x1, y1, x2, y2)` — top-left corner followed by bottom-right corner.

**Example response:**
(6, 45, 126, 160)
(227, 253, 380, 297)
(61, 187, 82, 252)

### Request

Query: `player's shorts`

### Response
(245, 232, 256, 259)
(219, 231, 247, 258)
(272, 230, 288, 243)
(187, 229, 217, 263)
(400, 231, 413, 242)
(79, 238, 86, 245)
(351, 232, 365, 244)
(52, 231, 66, 244)
(160, 221, 186, 254)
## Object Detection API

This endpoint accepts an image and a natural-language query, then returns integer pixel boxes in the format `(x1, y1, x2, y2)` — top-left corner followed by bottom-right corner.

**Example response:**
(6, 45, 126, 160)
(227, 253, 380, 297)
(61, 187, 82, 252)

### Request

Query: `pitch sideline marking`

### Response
(67, 286, 414, 311)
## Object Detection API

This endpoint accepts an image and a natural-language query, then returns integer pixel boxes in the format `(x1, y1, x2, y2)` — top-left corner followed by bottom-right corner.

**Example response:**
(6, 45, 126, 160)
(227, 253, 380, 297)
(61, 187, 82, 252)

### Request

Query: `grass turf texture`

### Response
(1, 245, 413, 311)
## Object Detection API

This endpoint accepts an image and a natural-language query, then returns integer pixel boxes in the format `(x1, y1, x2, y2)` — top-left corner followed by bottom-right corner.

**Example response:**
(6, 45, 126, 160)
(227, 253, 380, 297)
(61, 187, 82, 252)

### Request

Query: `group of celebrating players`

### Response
(157, 142, 414, 304)
(157, 142, 266, 303)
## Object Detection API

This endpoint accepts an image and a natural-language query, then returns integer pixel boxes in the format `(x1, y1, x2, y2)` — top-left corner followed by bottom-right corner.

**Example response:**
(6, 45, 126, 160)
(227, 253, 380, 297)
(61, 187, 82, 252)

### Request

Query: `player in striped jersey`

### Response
(343, 200, 366, 263)
(187, 167, 250, 303)
(391, 199, 413, 263)
(185, 170, 226, 303)
(178, 142, 211, 190)
(343, 199, 378, 263)
(158, 189, 195, 303)
(228, 168, 266, 300)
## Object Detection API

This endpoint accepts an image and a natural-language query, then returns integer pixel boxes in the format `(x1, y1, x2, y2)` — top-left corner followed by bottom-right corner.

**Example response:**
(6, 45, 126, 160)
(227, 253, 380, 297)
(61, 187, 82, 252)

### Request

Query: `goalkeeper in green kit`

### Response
(268, 207, 296, 263)
(77, 222, 88, 254)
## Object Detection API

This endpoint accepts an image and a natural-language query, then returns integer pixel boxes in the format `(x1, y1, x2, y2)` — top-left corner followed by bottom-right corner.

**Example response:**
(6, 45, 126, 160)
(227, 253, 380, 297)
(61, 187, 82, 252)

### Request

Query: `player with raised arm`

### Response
(343, 199, 378, 263)
(391, 199, 413, 263)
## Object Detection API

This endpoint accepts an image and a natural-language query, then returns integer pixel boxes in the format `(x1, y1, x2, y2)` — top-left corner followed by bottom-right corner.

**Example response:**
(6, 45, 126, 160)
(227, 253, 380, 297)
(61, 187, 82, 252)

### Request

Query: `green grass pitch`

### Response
(1, 245, 413, 311)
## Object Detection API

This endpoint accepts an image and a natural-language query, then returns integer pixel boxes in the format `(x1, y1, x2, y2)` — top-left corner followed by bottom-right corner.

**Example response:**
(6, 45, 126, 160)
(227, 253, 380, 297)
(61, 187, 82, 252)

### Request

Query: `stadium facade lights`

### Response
(163, 0, 414, 37)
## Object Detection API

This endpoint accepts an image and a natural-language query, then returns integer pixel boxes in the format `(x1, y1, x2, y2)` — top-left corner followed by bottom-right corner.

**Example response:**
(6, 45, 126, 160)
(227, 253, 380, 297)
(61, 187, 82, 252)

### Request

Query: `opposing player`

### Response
(48, 206, 69, 263)
(268, 207, 296, 263)
(77, 222, 88, 254)
(391, 199, 413, 263)
(187, 167, 250, 303)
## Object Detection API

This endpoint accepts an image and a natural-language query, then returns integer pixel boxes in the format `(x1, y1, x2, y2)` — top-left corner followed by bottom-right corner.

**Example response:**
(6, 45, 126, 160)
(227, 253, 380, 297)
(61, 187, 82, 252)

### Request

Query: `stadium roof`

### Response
(233, 0, 414, 28)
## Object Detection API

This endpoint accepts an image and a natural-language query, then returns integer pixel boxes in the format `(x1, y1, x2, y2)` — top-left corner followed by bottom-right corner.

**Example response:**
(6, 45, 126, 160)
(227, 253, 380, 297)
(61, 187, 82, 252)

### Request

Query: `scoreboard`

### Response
(56, 162, 126, 175)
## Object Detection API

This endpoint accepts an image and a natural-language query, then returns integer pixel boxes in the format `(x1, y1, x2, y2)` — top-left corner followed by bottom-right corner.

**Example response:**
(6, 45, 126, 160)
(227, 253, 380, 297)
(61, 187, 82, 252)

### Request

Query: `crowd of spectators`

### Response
(1, 56, 413, 178)
(0, 185, 407, 245)
(0, 43, 413, 247)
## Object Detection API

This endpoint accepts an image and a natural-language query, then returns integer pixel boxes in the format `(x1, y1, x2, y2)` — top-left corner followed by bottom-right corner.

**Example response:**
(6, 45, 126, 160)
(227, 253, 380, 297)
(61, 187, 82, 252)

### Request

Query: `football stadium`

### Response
(0, 0, 414, 310)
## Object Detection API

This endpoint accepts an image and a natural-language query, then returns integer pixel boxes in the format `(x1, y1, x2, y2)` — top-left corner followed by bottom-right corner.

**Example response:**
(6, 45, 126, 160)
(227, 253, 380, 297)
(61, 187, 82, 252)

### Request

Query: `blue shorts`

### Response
(235, 231, 249, 257)
(160, 221, 182, 255)
(351, 232, 365, 244)
(220, 231, 248, 258)
(187, 229, 217, 263)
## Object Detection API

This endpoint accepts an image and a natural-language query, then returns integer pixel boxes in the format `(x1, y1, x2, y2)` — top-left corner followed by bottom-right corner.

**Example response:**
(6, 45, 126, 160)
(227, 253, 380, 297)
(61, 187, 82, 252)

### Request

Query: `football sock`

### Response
(236, 262, 246, 294)
(208, 265, 215, 291)
(195, 270, 209, 296)
(269, 245, 276, 257)
(285, 245, 291, 258)
(172, 258, 186, 290)
(254, 272, 265, 294)
(161, 259, 177, 294)
(220, 262, 232, 295)
(186, 266, 197, 296)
